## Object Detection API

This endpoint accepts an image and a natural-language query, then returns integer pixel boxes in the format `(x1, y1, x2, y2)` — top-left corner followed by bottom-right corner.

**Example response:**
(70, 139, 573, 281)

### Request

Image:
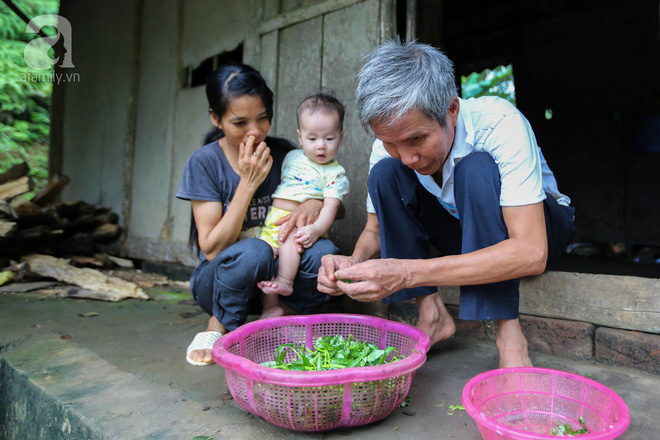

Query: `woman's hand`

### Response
(332, 258, 410, 302)
(275, 198, 322, 252)
(237, 135, 272, 189)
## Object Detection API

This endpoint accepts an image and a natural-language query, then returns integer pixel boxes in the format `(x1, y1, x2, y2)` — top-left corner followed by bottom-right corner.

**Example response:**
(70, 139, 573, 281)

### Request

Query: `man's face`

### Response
(371, 97, 459, 178)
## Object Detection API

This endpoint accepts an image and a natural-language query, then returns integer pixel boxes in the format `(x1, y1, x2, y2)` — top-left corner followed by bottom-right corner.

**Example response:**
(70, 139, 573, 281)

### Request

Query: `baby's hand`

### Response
(293, 225, 321, 249)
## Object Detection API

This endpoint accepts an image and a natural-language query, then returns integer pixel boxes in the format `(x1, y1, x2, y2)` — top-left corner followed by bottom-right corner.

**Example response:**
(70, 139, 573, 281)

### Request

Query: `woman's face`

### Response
(212, 94, 271, 151)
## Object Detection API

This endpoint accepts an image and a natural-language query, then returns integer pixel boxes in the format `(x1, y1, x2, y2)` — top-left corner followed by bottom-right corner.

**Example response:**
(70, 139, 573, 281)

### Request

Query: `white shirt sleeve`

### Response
(482, 113, 546, 206)
(365, 139, 392, 213)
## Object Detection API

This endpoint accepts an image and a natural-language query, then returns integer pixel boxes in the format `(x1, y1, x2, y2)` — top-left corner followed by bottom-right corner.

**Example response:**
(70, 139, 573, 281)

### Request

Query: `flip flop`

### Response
(186, 331, 222, 366)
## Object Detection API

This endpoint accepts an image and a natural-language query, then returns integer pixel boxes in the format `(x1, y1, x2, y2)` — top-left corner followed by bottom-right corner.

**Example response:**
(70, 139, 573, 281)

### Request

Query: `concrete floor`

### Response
(1, 287, 658, 440)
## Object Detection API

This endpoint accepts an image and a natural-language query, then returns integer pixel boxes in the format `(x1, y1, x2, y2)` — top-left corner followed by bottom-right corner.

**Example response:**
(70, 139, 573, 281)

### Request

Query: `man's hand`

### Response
(318, 254, 357, 296)
(275, 199, 322, 253)
(332, 258, 409, 302)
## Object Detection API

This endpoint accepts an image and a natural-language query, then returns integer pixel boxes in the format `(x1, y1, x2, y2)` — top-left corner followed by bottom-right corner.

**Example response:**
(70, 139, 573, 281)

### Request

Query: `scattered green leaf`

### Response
(550, 416, 590, 435)
(448, 404, 465, 411)
(192, 436, 213, 440)
(0, 271, 13, 286)
(400, 395, 411, 407)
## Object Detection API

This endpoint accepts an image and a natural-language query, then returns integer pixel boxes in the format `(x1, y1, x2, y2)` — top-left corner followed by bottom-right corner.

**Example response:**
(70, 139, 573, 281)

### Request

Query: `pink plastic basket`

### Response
(212, 313, 430, 431)
(462, 367, 630, 440)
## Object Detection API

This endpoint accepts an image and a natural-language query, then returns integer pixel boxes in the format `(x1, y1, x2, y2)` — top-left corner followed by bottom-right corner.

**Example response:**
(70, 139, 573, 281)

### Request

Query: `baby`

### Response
(257, 90, 350, 296)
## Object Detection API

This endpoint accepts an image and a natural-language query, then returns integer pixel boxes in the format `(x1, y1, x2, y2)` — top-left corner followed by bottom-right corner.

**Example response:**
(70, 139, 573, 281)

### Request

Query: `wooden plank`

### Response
(0, 162, 29, 185)
(22, 254, 148, 301)
(0, 201, 18, 220)
(95, 253, 134, 269)
(322, 0, 381, 254)
(405, 0, 416, 41)
(379, 0, 396, 42)
(274, 17, 323, 142)
(263, 0, 280, 19)
(30, 174, 71, 207)
(258, 0, 364, 35)
(0, 176, 33, 201)
(0, 281, 60, 293)
(259, 31, 280, 130)
(438, 271, 660, 333)
(92, 223, 122, 241)
(245, 1, 266, 80)
(0, 220, 17, 237)
(126, 235, 198, 267)
(9, 198, 42, 217)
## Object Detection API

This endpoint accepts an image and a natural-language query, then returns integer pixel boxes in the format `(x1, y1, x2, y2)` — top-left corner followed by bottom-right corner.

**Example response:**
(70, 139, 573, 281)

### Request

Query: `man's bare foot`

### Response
(415, 292, 456, 346)
(257, 277, 293, 296)
(188, 315, 226, 365)
(496, 318, 533, 368)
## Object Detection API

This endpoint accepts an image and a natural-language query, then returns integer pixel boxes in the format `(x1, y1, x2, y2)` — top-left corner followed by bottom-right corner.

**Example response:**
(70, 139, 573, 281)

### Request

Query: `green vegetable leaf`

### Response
(261, 334, 405, 371)
(550, 416, 590, 435)
(334, 271, 353, 283)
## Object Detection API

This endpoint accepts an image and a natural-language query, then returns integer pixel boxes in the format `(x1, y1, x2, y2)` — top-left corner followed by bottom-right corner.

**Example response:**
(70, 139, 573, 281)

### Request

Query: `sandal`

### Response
(186, 331, 222, 366)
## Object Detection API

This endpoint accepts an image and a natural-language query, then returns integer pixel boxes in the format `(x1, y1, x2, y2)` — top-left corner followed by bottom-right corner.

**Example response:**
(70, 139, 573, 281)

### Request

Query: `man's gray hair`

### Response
(356, 40, 458, 130)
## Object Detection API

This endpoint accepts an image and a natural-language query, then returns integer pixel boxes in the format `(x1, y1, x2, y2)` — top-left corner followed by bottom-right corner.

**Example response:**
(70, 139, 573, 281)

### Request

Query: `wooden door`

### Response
(245, 0, 396, 253)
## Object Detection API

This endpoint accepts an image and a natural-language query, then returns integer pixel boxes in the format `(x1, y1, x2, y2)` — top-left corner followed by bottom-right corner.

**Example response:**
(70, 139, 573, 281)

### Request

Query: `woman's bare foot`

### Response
(257, 276, 293, 296)
(188, 315, 226, 365)
(496, 318, 533, 368)
(415, 292, 456, 346)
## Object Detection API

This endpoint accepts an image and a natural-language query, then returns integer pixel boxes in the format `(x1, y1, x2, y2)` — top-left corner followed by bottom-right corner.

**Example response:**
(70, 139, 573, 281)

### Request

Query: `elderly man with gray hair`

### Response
(318, 40, 575, 368)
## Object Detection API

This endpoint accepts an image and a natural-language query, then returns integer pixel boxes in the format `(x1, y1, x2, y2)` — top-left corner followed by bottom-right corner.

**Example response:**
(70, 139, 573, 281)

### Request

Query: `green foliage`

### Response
(461, 64, 516, 106)
(0, 0, 59, 188)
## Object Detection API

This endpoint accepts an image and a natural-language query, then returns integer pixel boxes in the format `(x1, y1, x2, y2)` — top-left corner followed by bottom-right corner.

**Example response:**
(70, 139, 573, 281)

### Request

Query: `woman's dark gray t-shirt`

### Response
(176, 136, 294, 270)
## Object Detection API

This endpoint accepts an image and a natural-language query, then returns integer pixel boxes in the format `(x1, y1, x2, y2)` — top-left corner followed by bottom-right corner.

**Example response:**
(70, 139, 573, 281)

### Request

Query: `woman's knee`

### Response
(213, 238, 274, 286)
(221, 238, 272, 262)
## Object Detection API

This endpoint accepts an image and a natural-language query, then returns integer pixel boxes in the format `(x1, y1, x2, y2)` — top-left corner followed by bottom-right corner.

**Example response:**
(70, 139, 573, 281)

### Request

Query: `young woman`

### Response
(177, 62, 338, 366)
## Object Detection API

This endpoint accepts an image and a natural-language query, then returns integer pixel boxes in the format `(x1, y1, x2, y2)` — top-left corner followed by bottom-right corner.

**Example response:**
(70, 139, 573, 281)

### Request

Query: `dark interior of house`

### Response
(408, 0, 660, 277)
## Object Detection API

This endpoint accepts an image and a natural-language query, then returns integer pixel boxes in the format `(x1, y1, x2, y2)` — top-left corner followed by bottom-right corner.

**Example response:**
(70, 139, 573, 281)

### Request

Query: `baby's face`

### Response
(297, 110, 343, 165)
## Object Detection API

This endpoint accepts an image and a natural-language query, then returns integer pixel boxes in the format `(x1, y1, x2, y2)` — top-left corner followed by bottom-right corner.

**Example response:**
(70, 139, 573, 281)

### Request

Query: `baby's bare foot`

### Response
(257, 279, 293, 296)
